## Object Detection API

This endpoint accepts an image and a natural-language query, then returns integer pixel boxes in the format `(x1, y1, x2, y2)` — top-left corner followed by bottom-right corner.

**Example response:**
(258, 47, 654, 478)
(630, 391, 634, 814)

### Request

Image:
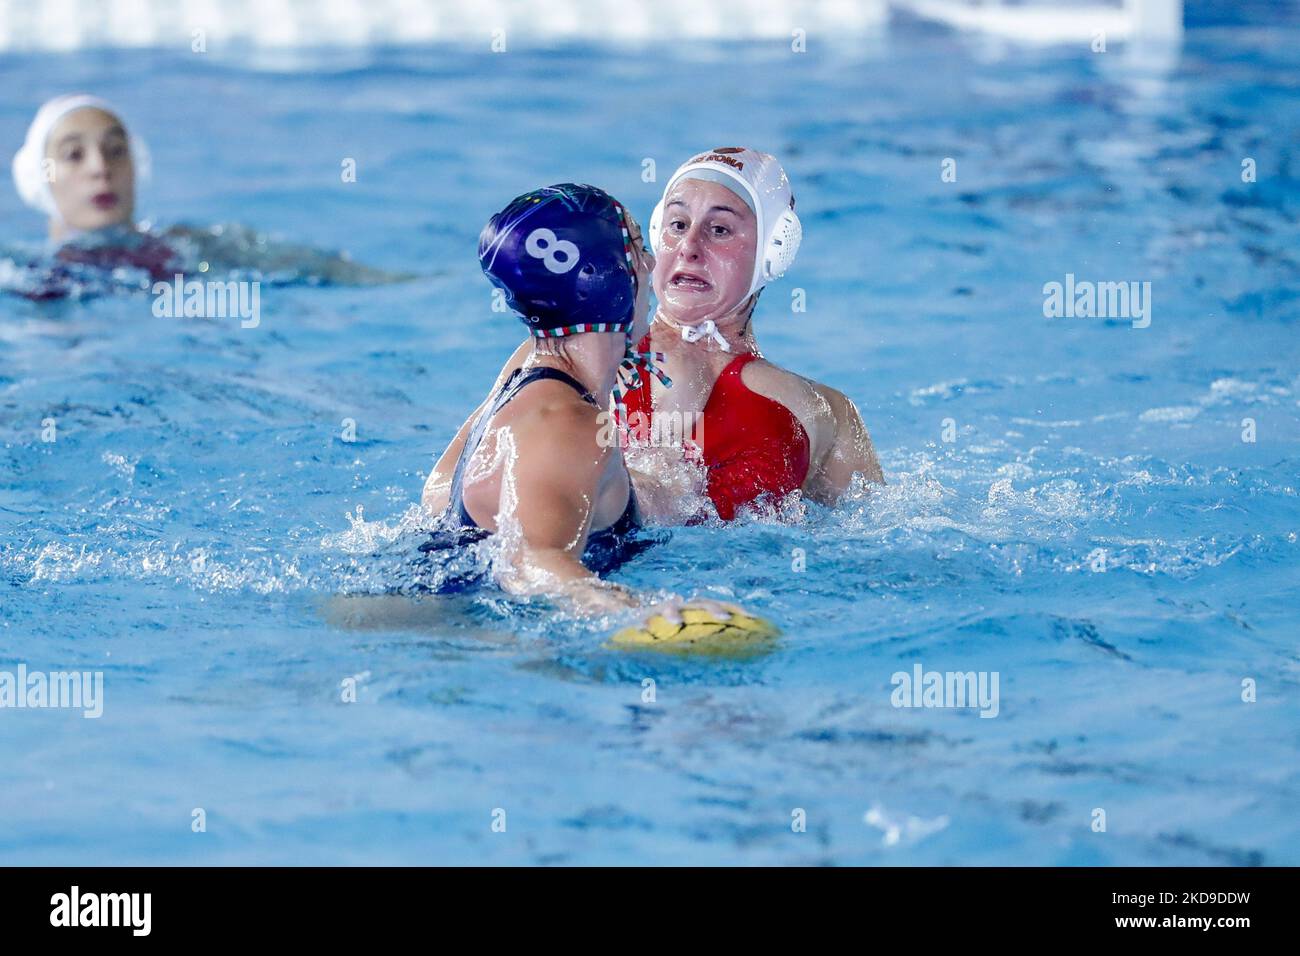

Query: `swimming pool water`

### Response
(1, 23, 1298, 865)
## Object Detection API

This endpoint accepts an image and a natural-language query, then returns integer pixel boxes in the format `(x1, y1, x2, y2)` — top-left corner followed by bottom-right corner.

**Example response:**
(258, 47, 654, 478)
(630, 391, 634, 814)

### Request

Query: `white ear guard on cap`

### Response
(648, 147, 802, 299)
(11, 93, 150, 219)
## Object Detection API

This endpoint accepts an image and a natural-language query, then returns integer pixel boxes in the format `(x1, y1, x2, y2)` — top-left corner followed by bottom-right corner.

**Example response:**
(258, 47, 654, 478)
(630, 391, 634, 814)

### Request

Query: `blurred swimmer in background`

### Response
(11, 93, 174, 282)
(8, 93, 402, 300)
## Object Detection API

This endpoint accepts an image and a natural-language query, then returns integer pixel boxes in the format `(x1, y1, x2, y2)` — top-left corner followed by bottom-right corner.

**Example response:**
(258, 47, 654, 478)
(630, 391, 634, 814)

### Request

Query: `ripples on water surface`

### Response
(1, 23, 1297, 864)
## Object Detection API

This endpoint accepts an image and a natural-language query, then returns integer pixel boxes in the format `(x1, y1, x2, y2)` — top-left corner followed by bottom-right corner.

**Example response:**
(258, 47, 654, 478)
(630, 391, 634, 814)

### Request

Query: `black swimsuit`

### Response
(417, 366, 651, 589)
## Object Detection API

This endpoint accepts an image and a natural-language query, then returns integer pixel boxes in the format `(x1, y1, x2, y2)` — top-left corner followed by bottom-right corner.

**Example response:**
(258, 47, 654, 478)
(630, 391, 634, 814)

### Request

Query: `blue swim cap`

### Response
(479, 183, 636, 338)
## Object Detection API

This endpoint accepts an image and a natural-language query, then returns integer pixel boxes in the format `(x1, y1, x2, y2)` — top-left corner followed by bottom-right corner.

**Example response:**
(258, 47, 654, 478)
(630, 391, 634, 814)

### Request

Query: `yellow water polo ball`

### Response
(607, 605, 780, 655)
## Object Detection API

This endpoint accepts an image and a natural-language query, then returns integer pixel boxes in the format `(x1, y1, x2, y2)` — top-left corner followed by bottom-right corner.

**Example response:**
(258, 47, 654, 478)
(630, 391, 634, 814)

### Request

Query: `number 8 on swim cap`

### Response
(479, 183, 637, 337)
(648, 147, 802, 299)
(524, 228, 580, 275)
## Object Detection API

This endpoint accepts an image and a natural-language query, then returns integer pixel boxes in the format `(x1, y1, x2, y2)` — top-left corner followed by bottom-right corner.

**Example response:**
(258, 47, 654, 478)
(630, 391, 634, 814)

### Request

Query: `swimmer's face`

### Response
(652, 178, 757, 326)
(46, 108, 136, 234)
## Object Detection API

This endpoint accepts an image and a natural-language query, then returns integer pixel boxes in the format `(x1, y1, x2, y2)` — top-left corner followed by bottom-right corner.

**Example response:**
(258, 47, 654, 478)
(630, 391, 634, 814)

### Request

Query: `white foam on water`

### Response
(1139, 405, 1200, 422)
(864, 802, 951, 847)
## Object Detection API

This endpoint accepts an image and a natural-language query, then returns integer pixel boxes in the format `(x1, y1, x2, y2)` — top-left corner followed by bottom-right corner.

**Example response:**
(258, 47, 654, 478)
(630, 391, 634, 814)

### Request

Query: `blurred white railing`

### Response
(0, 0, 890, 49)
(892, 0, 1182, 43)
(0, 0, 1183, 50)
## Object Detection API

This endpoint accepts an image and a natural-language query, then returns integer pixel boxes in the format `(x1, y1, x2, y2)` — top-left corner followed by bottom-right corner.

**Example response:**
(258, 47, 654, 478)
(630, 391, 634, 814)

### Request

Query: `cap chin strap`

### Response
(680, 320, 731, 352)
(654, 301, 751, 353)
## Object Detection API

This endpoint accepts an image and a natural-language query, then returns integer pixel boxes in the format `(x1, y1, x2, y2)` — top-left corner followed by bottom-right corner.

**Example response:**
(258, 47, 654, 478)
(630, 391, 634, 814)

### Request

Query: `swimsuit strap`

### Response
(511, 366, 599, 408)
(713, 351, 759, 390)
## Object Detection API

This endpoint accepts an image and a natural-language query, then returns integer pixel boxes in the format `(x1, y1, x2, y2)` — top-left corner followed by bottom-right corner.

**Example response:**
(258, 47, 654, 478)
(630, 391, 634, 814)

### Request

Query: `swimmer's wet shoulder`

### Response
(736, 358, 884, 499)
(457, 372, 627, 537)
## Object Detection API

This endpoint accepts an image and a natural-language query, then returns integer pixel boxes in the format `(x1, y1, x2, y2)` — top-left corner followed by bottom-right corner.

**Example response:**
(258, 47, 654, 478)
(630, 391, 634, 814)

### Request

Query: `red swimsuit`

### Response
(623, 336, 811, 521)
(55, 234, 180, 281)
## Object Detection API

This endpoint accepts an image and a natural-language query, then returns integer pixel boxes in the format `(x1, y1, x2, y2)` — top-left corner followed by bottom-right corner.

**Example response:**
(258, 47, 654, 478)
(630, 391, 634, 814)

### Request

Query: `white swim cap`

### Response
(649, 147, 802, 299)
(11, 93, 151, 218)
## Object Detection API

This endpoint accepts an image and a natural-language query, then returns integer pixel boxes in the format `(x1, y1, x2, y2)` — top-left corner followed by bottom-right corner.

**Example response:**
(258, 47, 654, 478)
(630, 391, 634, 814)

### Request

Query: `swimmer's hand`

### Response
(641, 597, 744, 627)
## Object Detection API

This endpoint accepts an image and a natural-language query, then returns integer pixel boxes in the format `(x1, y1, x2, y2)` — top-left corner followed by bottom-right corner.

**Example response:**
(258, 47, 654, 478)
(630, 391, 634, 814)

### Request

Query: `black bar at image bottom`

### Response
(0, 866, 1283, 942)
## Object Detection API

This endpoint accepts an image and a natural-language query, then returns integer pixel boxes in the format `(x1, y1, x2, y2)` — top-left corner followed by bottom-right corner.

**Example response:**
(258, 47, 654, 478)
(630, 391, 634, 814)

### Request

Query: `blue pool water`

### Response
(2, 22, 1298, 865)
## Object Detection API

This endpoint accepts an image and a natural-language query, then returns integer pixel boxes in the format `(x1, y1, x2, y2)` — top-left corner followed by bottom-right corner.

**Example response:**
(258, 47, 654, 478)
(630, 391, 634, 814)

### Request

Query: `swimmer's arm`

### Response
(625, 449, 709, 525)
(503, 544, 640, 614)
(493, 411, 641, 614)
(746, 364, 884, 503)
(804, 385, 884, 504)
(493, 409, 755, 627)
(421, 338, 535, 513)
(162, 224, 416, 285)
